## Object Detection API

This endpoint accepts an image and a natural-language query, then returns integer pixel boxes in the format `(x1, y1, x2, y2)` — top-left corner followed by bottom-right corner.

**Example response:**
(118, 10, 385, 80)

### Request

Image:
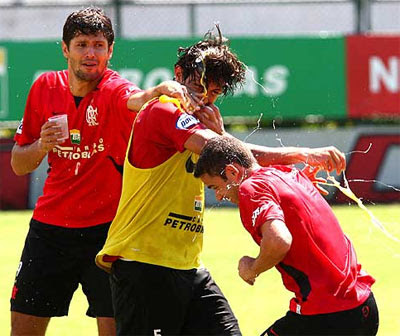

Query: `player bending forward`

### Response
(194, 136, 379, 336)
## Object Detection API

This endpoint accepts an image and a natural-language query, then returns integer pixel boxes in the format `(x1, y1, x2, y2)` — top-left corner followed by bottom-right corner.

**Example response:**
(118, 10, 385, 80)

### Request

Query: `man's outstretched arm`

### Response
(194, 105, 346, 174)
(247, 143, 346, 174)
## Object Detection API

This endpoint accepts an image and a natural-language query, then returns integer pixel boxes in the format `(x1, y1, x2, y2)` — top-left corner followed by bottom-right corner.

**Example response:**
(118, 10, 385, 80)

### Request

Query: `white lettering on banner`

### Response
(154, 329, 162, 336)
(0, 47, 8, 118)
(143, 68, 173, 89)
(263, 65, 289, 96)
(235, 66, 259, 97)
(119, 69, 143, 86)
(119, 66, 289, 98)
(369, 56, 399, 93)
(235, 65, 289, 97)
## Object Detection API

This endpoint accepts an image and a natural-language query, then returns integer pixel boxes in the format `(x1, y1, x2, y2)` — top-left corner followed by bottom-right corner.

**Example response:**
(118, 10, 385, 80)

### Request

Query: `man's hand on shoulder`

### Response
(128, 80, 202, 113)
(155, 80, 202, 113)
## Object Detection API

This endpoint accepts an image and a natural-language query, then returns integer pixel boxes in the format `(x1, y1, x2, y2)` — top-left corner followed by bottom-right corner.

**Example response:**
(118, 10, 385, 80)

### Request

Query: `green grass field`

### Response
(1, 205, 399, 335)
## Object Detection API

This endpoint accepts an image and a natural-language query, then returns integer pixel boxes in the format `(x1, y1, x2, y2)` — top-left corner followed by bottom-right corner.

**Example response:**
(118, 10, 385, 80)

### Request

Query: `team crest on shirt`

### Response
(70, 129, 81, 145)
(86, 105, 99, 126)
(176, 113, 199, 130)
(194, 196, 203, 212)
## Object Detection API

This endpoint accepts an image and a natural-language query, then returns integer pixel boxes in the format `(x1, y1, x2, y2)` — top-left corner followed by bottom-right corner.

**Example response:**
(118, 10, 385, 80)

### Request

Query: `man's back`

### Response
(239, 165, 375, 315)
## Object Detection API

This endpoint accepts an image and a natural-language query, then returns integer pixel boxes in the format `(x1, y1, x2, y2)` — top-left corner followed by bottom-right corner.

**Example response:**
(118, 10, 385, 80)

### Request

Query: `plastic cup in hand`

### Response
(48, 114, 69, 141)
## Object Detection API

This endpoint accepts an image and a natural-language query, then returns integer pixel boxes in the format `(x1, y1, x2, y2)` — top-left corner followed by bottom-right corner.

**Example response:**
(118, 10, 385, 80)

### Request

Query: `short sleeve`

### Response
(113, 83, 141, 115)
(239, 177, 285, 243)
(146, 101, 204, 152)
(14, 75, 46, 146)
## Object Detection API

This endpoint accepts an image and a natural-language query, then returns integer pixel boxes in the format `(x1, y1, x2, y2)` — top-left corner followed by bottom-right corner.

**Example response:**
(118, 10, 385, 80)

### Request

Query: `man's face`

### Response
(201, 173, 240, 204)
(175, 67, 224, 106)
(62, 32, 113, 82)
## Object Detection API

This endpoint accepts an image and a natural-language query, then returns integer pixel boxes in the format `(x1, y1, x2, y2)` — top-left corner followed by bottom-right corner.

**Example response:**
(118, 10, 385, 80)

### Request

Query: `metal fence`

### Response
(0, 0, 399, 40)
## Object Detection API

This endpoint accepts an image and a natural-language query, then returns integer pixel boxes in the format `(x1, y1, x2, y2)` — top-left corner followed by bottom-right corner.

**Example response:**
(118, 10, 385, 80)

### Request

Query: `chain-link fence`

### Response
(0, 0, 399, 40)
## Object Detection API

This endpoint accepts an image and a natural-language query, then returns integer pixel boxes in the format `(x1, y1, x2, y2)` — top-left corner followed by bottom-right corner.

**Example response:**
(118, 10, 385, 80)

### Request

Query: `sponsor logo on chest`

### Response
(163, 212, 204, 234)
(52, 138, 105, 160)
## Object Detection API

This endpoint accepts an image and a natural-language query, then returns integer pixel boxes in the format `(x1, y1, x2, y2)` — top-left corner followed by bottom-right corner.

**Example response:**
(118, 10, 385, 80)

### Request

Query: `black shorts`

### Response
(10, 218, 114, 318)
(110, 260, 241, 335)
(262, 292, 379, 336)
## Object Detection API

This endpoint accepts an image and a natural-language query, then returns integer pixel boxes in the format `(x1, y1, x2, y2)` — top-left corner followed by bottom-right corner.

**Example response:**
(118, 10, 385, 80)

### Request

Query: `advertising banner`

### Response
(347, 35, 400, 119)
(0, 37, 346, 123)
(0, 47, 8, 119)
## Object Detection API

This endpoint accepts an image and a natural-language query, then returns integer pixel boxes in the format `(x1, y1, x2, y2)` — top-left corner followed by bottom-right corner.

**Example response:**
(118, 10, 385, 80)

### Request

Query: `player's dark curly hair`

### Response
(175, 25, 246, 96)
(194, 136, 255, 179)
(63, 6, 114, 47)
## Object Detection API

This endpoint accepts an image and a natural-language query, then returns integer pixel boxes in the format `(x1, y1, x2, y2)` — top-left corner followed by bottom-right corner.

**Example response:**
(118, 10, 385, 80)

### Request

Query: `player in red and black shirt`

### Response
(106, 26, 350, 335)
(10, 7, 194, 335)
(194, 136, 379, 336)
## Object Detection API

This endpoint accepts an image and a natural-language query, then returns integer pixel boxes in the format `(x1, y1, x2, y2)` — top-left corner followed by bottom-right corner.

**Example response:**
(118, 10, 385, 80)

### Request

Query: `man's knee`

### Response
(97, 317, 116, 336)
(11, 311, 50, 336)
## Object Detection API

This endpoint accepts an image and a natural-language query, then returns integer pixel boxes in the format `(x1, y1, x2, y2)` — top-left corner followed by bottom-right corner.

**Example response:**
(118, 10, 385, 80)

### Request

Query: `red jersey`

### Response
(129, 98, 204, 168)
(239, 165, 375, 315)
(14, 69, 140, 228)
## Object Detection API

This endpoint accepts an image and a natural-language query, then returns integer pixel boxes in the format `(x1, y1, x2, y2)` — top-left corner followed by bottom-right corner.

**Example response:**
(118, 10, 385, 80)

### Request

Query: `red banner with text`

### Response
(346, 35, 400, 119)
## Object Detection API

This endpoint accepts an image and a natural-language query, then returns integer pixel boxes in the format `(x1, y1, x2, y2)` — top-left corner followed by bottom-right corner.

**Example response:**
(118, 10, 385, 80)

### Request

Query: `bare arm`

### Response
(184, 128, 346, 176)
(183, 128, 218, 154)
(193, 104, 346, 173)
(11, 121, 63, 175)
(238, 219, 292, 286)
(246, 143, 346, 174)
(127, 80, 198, 112)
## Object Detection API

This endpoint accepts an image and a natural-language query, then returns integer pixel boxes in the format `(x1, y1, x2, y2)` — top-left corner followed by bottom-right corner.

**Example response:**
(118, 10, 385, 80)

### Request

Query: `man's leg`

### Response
(10, 220, 80, 333)
(80, 222, 116, 335)
(97, 317, 116, 336)
(110, 260, 194, 335)
(11, 312, 50, 336)
(183, 268, 241, 335)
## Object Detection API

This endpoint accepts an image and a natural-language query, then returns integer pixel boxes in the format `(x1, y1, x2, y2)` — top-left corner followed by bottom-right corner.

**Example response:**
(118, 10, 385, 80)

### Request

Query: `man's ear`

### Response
(61, 41, 69, 59)
(225, 164, 242, 184)
(108, 42, 114, 60)
(174, 65, 183, 82)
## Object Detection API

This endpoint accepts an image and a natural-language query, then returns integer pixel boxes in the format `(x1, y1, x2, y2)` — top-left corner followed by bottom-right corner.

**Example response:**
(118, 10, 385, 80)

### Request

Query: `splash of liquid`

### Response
(320, 173, 400, 243)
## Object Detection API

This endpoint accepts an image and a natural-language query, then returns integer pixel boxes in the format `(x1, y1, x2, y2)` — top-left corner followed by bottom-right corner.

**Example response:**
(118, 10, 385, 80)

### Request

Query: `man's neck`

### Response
(244, 164, 261, 180)
(68, 72, 102, 97)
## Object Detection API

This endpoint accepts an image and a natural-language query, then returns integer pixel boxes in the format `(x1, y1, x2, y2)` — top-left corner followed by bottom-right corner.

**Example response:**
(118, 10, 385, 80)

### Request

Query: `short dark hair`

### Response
(194, 136, 255, 179)
(63, 7, 114, 47)
(175, 25, 246, 96)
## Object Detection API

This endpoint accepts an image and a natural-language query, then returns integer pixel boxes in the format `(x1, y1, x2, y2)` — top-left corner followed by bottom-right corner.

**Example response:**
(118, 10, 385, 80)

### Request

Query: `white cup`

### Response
(48, 114, 69, 140)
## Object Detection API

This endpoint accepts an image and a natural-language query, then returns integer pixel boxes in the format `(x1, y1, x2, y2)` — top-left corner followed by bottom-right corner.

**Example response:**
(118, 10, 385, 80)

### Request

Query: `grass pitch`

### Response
(1, 204, 399, 335)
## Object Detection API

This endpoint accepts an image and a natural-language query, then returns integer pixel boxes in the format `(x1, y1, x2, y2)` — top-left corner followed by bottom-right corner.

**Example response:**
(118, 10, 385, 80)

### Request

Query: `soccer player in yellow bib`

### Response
(96, 27, 346, 335)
